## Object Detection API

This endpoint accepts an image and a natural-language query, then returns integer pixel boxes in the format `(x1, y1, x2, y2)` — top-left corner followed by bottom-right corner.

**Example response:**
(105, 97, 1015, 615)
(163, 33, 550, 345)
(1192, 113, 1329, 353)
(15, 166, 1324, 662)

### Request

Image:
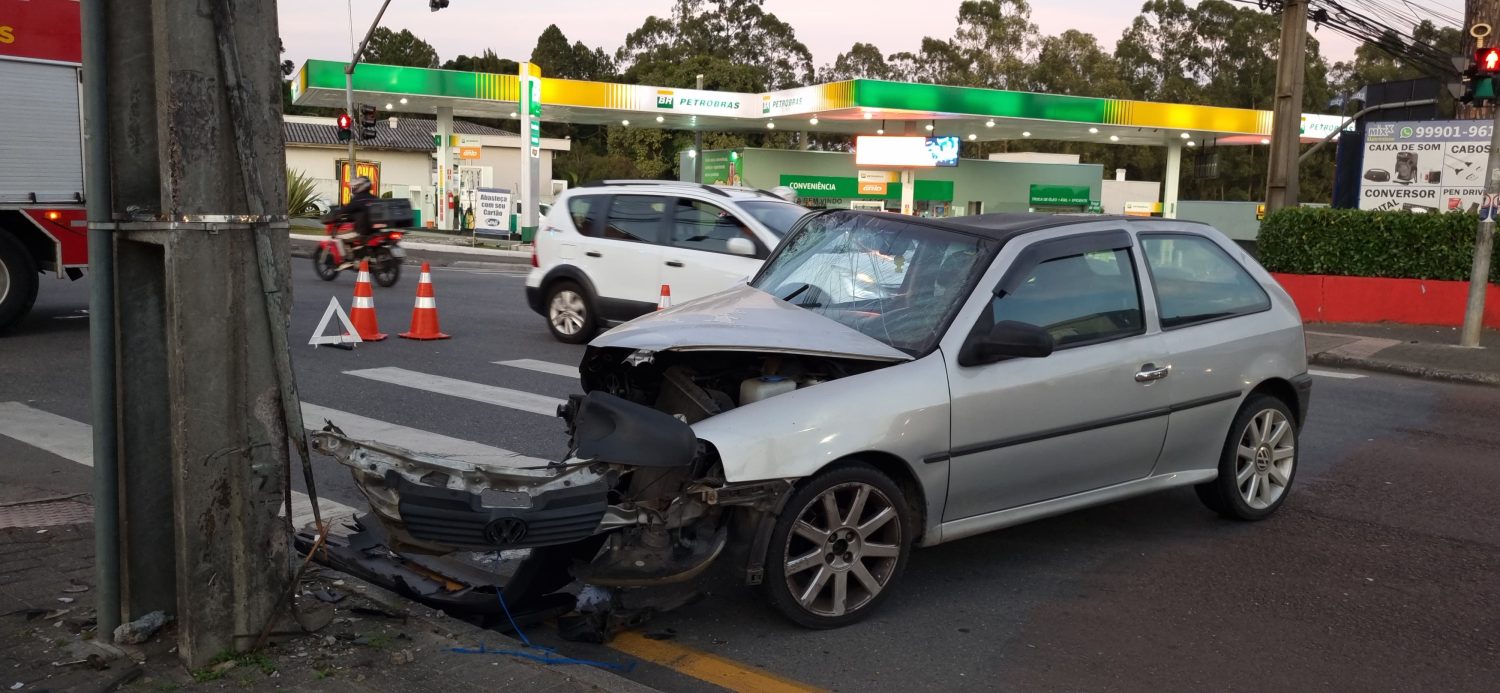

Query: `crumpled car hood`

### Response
(589, 283, 913, 362)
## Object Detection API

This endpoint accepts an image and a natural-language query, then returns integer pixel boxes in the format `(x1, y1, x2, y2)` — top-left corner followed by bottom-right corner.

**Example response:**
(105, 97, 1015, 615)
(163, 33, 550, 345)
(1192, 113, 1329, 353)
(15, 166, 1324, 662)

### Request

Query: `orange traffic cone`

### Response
(657, 284, 672, 311)
(399, 263, 450, 340)
(347, 259, 387, 342)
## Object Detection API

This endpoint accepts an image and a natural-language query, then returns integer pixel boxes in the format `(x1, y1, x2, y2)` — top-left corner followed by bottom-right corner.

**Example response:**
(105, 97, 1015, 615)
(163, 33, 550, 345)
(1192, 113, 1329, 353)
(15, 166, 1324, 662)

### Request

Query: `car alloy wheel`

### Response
(543, 280, 594, 342)
(1236, 408, 1295, 510)
(549, 290, 585, 335)
(782, 480, 903, 619)
(1196, 393, 1298, 521)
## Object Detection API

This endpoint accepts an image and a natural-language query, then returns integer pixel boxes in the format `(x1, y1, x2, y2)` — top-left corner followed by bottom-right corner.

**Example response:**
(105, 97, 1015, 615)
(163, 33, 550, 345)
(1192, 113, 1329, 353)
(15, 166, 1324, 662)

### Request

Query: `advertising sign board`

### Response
(1361, 120, 1491, 213)
(855, 136, 960, 167)
(475, 188, 512, 233)
(336, 160, 381, 205)
(0, 0, 82, 64)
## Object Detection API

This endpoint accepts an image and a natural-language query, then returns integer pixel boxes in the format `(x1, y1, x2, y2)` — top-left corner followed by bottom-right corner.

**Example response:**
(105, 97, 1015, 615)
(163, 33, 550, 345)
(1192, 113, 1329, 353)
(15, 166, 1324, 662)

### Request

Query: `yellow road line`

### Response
(608, 630, 826, 693)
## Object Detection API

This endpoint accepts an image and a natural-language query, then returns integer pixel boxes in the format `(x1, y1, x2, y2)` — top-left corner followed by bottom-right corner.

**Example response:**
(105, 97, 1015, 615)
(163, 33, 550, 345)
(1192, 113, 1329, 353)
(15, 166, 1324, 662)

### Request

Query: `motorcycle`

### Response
(312, 220, 405, 287)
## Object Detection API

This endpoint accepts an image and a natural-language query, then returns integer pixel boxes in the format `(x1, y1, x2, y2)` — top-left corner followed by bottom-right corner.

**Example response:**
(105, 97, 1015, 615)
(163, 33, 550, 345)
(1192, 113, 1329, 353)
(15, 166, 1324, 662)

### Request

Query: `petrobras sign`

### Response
(642, 84, 827, 118)
(1299, 113, 1354, 140)
(1360, 120, 1490, 213)
(760, 85, 821, 117)
(646, 88, 743, 116)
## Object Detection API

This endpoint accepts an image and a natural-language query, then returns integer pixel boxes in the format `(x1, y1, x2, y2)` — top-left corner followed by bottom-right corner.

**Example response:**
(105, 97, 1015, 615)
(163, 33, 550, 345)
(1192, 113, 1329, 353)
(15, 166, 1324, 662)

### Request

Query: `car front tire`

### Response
(766, 463, 912, 629)
(1196, 393, 1299, 521)
(545, 280, 595, 344)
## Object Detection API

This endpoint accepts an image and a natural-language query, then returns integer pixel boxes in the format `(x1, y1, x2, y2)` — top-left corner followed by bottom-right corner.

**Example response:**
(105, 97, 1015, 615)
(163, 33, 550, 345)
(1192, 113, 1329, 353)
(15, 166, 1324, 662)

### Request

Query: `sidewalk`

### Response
(0, 507, 654, 692)
(1306, 323, 1500, 387)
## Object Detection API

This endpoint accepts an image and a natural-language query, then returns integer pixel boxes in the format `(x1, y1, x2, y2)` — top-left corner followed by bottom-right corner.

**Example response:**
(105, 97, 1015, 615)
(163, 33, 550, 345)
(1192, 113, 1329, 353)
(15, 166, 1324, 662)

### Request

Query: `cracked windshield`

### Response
(753, 211, 995, 354)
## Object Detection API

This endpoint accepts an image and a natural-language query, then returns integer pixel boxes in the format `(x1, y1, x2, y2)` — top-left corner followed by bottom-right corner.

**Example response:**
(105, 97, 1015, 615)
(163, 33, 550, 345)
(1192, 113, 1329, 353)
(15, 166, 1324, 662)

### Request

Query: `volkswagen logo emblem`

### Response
(485, 517, 529, 545)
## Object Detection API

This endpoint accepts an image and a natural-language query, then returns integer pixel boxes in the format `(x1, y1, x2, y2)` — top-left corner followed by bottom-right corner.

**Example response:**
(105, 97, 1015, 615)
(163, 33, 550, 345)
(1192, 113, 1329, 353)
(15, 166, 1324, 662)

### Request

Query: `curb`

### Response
(324, 564, 658, 693)
(288, 237, 529, 268)
(1309, 352, 1500, 388)
(403, 240, 530, 259)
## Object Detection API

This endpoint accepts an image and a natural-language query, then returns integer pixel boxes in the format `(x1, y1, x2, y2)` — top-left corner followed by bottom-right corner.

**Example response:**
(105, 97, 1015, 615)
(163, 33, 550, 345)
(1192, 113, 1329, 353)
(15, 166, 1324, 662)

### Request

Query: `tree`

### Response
(1027, 30, 1128, 98)
(1114, 0, 1200, 103)
(442, 49, 517, 75)
(362, 27, 439, 68)
(951, 0, 1038, 89)
(617, 0, 813, 90)
(553, 149, 642, 186)
(606, 126, 677, 179)
(529, 24, 616, 80)
(889, 38, 974, 84)
(820, 42, 893, 81)
(1330, 20, 1462, 107)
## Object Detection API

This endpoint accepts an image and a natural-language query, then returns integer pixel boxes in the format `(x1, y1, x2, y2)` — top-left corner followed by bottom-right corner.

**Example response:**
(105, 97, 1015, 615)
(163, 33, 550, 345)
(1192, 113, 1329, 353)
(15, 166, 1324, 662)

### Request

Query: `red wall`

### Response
(1271, 273, 1500, 329)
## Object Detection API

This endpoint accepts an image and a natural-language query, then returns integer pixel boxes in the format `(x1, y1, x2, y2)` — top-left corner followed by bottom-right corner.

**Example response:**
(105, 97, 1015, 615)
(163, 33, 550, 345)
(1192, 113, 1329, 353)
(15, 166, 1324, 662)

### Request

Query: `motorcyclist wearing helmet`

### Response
(325, 176, 378, 269)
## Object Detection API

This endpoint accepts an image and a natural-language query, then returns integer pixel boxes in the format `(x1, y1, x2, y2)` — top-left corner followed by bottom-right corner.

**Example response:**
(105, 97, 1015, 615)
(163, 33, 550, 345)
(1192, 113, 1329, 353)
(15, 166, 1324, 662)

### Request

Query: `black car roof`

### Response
(844, 210, 1206, 241)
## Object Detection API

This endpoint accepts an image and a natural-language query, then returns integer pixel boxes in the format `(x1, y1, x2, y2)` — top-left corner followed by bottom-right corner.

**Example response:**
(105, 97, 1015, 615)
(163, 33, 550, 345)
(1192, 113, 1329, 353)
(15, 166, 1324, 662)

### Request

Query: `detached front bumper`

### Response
(310, 430, 607, 554)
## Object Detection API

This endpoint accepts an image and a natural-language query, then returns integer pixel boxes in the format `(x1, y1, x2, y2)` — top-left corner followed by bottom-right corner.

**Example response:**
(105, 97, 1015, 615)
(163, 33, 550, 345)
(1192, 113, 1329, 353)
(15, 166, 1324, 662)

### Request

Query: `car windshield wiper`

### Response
(780, 284, 810, 303)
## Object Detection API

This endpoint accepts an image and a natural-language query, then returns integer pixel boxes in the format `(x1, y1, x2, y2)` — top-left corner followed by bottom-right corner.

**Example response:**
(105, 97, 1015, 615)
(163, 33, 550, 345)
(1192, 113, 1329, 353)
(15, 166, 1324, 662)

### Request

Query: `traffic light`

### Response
(336, 112, 353, 142)
(1478, 47, 1500, 74)
(359, 104, 378, 140)
(429, 0, 449, 11)
(1463, 47, 1500, 106)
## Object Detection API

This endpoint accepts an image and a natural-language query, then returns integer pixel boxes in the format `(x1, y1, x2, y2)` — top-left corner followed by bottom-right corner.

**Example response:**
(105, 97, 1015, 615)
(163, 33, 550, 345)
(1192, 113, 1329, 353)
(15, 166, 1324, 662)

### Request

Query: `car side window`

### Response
(568, 195, 603, 235)
(989, 246, 1144, 349)
(603, 195, 669, 244)
(670, 198, 760, 256)
(1140, 234, 1270, 329)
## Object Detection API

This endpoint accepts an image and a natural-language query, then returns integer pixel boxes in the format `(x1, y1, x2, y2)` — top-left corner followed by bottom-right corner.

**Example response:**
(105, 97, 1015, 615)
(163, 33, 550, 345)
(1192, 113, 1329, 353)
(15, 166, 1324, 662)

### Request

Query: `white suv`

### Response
(525, 181, 809, 342)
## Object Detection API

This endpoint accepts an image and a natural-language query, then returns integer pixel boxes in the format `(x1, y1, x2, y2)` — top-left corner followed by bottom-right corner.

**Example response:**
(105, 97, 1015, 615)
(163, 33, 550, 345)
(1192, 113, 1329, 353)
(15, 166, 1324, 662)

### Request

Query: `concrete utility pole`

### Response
(1462, 15, 1500, 347)
(1460, 109, 1499, 347)
(1265, 0, 1309, 213)
(95, 0, 292, 667)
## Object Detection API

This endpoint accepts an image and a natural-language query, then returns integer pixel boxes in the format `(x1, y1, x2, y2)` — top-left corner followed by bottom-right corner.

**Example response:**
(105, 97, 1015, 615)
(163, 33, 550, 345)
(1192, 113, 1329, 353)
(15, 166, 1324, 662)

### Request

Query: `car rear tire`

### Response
(765, 463, 912, 629)
(0, 232, 40, 334)
(1195, 393, 1299, 521)
(545, 280, 595, 344)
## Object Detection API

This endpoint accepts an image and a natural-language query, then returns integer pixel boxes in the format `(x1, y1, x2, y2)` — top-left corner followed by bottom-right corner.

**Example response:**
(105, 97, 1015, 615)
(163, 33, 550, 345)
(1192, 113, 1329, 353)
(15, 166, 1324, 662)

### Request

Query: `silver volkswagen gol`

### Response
(316, 210, 1310, 629)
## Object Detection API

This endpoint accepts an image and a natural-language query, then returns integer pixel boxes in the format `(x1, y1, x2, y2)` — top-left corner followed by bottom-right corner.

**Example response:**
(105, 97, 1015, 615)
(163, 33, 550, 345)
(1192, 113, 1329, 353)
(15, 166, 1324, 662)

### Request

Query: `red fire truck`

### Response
(0, 0, 87, 332)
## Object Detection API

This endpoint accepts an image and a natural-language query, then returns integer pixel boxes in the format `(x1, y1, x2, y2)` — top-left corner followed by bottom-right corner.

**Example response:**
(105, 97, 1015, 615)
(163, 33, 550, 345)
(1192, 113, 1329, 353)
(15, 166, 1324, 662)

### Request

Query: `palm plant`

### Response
(287, 168, 321, 217)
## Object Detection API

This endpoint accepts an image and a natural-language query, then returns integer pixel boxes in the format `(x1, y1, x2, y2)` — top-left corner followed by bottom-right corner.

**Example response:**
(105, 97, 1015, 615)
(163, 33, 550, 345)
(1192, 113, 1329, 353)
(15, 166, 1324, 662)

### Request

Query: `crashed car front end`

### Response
(312, 284, 916, 589)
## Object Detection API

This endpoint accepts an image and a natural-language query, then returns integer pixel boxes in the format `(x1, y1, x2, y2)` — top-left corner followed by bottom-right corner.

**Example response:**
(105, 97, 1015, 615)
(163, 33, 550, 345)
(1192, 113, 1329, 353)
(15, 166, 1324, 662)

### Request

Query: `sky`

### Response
(278, 0, 1459, 78)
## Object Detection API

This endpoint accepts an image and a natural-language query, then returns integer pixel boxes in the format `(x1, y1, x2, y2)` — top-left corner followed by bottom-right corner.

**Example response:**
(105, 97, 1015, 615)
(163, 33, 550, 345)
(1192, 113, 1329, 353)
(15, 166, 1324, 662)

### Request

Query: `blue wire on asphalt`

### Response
(447, 588, 636, 673)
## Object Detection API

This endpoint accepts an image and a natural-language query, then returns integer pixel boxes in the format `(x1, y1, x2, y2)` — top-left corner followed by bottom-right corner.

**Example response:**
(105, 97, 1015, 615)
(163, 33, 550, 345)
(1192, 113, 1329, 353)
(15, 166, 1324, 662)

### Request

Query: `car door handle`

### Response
(1135, 363, 1171, 383)
(585, 251, 602, 258)
(665, 260, 684, 268)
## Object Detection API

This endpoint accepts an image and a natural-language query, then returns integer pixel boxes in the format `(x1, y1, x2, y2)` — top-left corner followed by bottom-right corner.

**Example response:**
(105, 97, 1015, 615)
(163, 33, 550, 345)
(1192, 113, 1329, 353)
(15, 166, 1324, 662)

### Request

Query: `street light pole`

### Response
(694, 73, 705, 183)
(344, 0, 394, 198)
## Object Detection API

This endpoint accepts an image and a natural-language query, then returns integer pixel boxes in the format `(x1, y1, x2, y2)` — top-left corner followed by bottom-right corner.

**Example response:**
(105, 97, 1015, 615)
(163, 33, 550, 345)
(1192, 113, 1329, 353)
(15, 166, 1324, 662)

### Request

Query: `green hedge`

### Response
(1258, 208, 1500, 283)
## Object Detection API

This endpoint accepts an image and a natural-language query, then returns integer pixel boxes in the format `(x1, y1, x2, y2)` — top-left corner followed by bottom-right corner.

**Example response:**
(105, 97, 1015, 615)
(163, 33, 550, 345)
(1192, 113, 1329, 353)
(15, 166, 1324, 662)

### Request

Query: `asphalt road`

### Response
(3, 267, 1498, 692)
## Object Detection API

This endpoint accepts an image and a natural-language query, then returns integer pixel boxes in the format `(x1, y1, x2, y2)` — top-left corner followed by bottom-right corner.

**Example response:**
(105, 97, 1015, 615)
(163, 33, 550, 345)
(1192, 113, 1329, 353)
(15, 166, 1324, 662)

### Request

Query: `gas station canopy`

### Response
(291, 60, 1345, 147)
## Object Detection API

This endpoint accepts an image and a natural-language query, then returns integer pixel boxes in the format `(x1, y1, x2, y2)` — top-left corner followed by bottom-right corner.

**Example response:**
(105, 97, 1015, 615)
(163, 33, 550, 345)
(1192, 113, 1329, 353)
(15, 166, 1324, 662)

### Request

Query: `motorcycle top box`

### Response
(368, 199, 415, 229)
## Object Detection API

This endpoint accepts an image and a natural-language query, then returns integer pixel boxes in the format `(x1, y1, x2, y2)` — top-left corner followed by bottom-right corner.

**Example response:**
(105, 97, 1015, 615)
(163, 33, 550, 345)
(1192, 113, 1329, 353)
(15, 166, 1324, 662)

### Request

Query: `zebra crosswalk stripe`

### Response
(344, 366, 566, 417)
(494, 358, 580, 379)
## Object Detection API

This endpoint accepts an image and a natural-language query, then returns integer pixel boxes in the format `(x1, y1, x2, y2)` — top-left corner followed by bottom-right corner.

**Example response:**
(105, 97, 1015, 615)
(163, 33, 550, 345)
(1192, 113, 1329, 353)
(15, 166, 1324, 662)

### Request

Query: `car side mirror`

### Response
(726, 237, 756, 256)
(959, 320, 1054, 366)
